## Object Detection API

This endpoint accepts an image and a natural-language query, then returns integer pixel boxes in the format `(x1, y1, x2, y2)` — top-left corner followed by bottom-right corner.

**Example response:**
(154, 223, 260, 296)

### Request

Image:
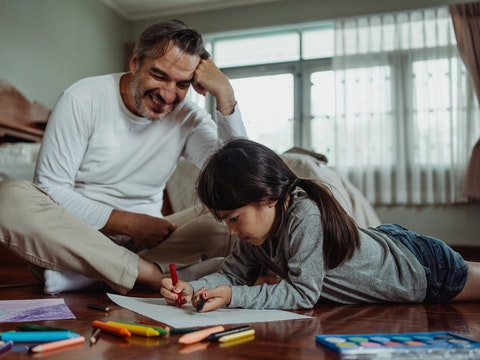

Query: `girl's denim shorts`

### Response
(376, 224, 468, 303)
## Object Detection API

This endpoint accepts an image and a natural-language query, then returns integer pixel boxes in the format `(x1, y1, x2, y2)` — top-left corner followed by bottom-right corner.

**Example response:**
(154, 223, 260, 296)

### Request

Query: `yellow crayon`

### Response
(218, 329, 256, 343)
(106, 321, 160, 337)
(219, 335, 255, 348)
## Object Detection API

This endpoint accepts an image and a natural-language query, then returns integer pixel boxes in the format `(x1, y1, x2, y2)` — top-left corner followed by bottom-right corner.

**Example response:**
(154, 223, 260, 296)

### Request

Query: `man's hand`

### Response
(101, 210, 176, 249)
(192, 58, 236, 115)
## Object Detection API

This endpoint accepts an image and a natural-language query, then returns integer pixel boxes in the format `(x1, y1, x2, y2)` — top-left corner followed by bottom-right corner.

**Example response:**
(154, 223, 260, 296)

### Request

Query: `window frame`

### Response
(202, 16, 477, 204)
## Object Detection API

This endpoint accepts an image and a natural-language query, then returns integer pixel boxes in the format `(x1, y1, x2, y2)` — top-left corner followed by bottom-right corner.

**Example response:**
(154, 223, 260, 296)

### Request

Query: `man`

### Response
(0, 19, 246, 294)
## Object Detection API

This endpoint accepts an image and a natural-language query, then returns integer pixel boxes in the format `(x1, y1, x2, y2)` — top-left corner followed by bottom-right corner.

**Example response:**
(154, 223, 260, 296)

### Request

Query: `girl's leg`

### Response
(451, 261, 480, 302)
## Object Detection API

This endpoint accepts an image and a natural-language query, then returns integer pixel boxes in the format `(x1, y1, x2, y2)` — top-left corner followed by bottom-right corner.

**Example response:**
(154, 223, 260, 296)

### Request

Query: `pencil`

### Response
(90, 328, 102, 345)
(0, 341, 13, 356)
(87, 304, 110, 312)
(91, 320, 131, 338)
(28, 336, 85, 353)
(169, 263, 183, 307)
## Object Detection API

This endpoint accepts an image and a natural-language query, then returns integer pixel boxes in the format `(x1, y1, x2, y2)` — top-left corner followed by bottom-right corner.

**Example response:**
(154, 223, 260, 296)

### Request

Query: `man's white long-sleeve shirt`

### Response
(34, 73, 246, 229)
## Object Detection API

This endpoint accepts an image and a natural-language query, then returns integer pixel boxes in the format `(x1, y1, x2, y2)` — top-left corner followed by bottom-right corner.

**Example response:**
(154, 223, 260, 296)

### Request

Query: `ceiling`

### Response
(101, 0, 287, 21)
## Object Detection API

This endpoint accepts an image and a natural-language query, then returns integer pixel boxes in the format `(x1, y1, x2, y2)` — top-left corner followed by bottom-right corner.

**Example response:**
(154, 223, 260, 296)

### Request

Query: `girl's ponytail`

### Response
(294, 178, 360, 270)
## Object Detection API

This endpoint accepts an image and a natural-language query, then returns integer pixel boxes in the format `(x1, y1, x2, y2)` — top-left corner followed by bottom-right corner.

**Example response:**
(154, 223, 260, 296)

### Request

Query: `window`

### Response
(214, 32, 299, 68)
(199, 7, 479, 205)
(230, 74, 294, 153)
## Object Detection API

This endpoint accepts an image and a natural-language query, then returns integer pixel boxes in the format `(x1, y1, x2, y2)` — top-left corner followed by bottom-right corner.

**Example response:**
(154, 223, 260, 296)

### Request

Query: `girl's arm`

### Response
(194, 204, 327, 310)
(229, 212, 326, 310)
(159, 241, 261, 308)
(162, 201, 326, 311)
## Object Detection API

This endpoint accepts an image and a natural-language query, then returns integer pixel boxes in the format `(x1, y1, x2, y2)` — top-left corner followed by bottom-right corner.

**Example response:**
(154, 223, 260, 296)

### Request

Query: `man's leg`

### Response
(139, 204, 235, 278)
(0, 179, 138, 294)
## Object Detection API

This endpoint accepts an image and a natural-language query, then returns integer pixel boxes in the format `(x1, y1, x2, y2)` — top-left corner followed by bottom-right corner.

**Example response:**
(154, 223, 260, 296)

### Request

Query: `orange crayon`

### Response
(92, 320, 131, 338)
(178, 325, 225, 345)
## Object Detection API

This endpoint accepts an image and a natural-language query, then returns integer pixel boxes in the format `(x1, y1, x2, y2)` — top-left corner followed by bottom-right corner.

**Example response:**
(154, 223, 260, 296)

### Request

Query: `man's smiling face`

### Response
(129, 42, 200, 121)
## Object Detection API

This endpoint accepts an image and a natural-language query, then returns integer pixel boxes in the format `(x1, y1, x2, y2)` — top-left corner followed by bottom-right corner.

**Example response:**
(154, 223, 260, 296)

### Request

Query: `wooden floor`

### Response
(2, 250, 480, 360)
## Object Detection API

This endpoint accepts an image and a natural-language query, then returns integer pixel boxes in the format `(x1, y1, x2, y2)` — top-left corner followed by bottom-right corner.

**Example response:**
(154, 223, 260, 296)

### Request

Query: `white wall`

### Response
(375, 204, 480, 246)
(130, 0, 480, 246)
(0, 0, 128, 108)
(130, 0, 467, 38)
(1, 0, 478, 246)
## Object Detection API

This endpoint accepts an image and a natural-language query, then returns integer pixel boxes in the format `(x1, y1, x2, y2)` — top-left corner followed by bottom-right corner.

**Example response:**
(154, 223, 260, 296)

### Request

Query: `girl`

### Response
(160, 139, 480, 311)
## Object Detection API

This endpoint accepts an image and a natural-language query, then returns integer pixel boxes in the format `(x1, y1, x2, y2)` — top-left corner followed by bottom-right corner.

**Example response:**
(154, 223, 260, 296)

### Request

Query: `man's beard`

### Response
(130, 80, 175, 121)
(134, 94, 169, 121)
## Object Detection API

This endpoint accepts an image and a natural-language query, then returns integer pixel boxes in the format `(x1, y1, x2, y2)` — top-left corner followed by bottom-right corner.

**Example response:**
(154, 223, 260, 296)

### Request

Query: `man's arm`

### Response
(192, 58, 237, 116)
(100, 210, 176, 249)
(35, 83, 176, 249)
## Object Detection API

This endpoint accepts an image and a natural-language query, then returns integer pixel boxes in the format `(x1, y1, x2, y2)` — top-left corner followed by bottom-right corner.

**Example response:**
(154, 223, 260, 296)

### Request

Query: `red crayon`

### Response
(169, 263, 183, 307)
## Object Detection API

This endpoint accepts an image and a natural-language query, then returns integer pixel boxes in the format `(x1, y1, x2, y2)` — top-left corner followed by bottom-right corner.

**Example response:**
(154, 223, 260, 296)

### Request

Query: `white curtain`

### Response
(332, 7, 480, 205)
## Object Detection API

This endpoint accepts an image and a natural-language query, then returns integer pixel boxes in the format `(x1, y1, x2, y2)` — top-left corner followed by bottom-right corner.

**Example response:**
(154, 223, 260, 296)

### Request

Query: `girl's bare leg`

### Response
(451, 261, 480, 302)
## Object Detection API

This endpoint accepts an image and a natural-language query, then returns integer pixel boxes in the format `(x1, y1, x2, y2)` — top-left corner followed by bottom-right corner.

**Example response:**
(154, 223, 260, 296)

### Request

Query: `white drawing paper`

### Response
(107, 293, 311, 328)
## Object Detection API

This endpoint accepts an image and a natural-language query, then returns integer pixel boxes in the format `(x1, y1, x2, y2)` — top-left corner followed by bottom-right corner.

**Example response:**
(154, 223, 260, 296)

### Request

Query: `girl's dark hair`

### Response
(134, 19, 210, 65)
(197, 138, 360, 270)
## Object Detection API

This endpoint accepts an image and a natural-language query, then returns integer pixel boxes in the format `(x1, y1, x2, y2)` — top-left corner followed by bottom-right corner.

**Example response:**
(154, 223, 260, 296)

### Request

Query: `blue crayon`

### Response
(1, 331, 81, 342)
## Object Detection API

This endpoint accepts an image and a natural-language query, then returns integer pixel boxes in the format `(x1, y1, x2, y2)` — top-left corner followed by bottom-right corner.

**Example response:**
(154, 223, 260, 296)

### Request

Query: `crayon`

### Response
(27, 336, 85, 353)
(1, 331, 80, 342)
(178, 325, 225, 345)
(106, 321, 160, 337)
(17, 323, 71, 332)
(179, 341, 210, 354)
(218, 329, 256, 343)
(219, 335, 255, 348)
(195, 295, 207, 312)
(169, 263, 183, 307)
(91, 320, 131, 338)
(206, 325, 252, 342)
(132, 322, 169, 336)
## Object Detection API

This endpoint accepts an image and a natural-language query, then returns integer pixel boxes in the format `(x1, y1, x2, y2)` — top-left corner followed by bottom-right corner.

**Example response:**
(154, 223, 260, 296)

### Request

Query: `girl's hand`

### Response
(193, 285, 232, 312)
(160, 278, 193, 306)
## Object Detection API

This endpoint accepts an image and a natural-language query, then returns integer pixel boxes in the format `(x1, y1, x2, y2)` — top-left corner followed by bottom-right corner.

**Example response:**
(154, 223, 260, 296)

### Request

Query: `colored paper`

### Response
(0, 298, 75, 323)
(107, 293, 311, 328)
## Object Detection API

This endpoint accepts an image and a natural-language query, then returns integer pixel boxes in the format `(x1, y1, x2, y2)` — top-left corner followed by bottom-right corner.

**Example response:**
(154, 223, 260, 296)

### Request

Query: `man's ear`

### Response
(129, 55, 138, 73)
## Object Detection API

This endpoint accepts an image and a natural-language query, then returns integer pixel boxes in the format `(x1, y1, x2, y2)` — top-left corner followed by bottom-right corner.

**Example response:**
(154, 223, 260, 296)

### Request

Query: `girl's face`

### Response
(217, 201, 278, 246)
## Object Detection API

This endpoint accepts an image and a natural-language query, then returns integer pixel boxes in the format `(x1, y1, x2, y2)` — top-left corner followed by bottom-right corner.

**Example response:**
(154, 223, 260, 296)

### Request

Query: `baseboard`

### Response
(451, 246, 480, 262)
(0, 245, 28, 265)
(1, 244, 479, 265)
